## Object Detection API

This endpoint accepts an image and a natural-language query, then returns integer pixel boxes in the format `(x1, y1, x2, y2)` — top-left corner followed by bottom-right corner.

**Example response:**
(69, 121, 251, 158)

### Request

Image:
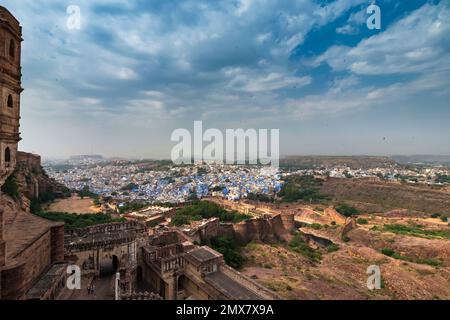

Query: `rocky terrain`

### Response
(240, 205, 450, 300)
(320, 178, 450, 215)
(1, 152, 68, 213)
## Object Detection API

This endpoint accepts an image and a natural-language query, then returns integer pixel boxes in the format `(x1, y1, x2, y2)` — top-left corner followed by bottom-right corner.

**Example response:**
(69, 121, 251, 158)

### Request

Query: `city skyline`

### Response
(2, 0, 450, 158)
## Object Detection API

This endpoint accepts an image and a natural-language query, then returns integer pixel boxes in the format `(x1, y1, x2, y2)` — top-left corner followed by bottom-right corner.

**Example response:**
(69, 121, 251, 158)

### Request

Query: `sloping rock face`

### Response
(5, 152, 68, 211)
(295, 207, 346, 226)
(324, 207, 346, 225)
(341, 218, 357, 236)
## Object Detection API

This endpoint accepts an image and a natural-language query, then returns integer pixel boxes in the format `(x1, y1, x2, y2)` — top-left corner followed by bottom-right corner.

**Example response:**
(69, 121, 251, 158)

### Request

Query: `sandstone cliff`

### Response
(1, 151, 68, 212)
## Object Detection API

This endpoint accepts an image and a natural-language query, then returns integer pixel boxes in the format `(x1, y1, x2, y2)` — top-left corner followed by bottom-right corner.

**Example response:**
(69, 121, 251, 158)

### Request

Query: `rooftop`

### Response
(188, 246, 222, 263)
(205, 271, 262, 300)
(27, 263, 67, 300)
(3, 199, 63, 262)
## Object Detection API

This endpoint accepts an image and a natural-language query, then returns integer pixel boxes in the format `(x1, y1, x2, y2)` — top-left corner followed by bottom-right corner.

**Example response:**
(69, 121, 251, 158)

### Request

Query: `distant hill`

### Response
(69, 155, 104, 161)
(281, 156, 397, 170)
(391, 155, 450, 166)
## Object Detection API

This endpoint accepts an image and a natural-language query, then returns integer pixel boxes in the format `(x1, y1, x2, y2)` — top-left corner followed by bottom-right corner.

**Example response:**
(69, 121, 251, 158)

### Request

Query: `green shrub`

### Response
(336, 204, 360, 217)
(327, 243, 340, 253)
(289, 234, 322, 262)
(383, 224, 450, 239)
(207, 236, 246, 269)
(1, 174, 19, 199)
(381, 247, 442, 267)
(170, 201, 250, 226)
(357, 218, 368, 225)
(278, 175, 329, 203)
(381, 247, 395, 257)
(310, 223, 323, 230)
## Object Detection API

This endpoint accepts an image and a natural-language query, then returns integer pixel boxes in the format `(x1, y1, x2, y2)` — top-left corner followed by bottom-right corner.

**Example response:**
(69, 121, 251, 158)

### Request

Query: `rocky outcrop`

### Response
(4, 152, 68, 212)
(341, 218, 357, 237)
(295, 206, 346, 226)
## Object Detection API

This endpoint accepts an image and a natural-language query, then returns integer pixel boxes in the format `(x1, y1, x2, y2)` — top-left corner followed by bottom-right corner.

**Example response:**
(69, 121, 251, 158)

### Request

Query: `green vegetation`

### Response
(119, 201, 149, 214)
(77, 186, 98, 199)
(247, 193, 274, 203)
(205, 236, 246, 269)
(278, 175, 328, 203)
(152, 202, 176, 208)
(440, 216, 448, 222)
(310, 223, 323, 230)
(356, 218, 369, 225)
(1, 174, 19, 199)
(288, 233, 322, 262)
(34, 212, 125, 230)
(382, 224, 450, 239)
(381, 247, 442, 267)
(327, 243, 340, 253)
(335, 204, 360, 217)
(436, 174, 450, 184)
(170, 201, 250, 226)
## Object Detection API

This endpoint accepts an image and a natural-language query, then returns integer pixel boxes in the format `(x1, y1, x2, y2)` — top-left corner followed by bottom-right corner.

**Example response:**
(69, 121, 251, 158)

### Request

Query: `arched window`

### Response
(7, 95, 13, 108)
(5, 147, 11, 163)
(9, 39, 15, 58)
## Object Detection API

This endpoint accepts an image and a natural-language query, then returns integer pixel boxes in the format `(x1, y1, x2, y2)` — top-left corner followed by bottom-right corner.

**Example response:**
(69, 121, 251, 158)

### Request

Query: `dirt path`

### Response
(45, 195, 101, 214)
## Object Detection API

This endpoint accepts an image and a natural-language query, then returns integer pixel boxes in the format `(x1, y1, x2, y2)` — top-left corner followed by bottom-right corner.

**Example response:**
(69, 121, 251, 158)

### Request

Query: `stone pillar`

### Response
(115, 272, 120, 300)
(164, 277, 177, 300)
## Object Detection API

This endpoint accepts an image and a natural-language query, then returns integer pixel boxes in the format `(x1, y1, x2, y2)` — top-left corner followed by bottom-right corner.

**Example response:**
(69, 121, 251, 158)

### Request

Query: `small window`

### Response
(5, 147, 11, 163)
(7, 95, 13, 108)
(9, 39, 15, 58)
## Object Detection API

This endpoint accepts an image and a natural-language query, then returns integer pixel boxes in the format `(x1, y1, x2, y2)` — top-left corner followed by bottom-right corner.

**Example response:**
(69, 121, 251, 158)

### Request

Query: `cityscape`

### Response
(0, 0, 449, 314)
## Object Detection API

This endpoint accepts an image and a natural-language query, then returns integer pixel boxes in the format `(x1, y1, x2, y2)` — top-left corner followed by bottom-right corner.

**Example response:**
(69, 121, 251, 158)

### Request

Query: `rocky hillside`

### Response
(1, 151, 69, 212)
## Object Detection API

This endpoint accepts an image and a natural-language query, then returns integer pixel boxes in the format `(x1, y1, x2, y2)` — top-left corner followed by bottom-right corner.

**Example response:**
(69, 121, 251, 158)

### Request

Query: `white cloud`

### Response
(235, 0, 252, 16)
(317, 2, 450, 75)
(225, 68, 311, 92)
(117, 67, 138, 80)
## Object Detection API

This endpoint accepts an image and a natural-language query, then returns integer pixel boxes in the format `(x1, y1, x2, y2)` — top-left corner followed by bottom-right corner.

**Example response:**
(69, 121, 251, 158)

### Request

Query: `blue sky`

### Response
(2, 0, 450, 158)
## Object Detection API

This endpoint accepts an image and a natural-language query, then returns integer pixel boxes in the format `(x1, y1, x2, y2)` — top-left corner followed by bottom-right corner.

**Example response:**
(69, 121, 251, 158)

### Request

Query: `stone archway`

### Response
(177, 275, 189, 300)
(112, 255, 119, 273)
(99, 255, 119, 277)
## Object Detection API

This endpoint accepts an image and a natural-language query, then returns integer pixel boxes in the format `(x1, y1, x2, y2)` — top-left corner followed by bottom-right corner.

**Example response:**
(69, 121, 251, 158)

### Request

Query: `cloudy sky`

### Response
(2, 0, 450, 158)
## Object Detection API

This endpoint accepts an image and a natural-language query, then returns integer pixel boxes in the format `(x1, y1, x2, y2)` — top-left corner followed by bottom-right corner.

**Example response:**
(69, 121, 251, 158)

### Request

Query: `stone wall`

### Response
(14, 230, 52, 298)
(187, 213, 294, 246)
(1, 230, 52, 299)
(219, 214, 294, 245)
(16, 152, 41, 171)
(1, 261, 26, 299)
(50, 225, 64, 263)
(13, 151, 67, 202)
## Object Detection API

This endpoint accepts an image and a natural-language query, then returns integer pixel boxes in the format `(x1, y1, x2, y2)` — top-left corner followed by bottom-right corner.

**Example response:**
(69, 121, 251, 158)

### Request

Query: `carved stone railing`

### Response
(64, 221, 146, 238)
(65, 235, 136, 253)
